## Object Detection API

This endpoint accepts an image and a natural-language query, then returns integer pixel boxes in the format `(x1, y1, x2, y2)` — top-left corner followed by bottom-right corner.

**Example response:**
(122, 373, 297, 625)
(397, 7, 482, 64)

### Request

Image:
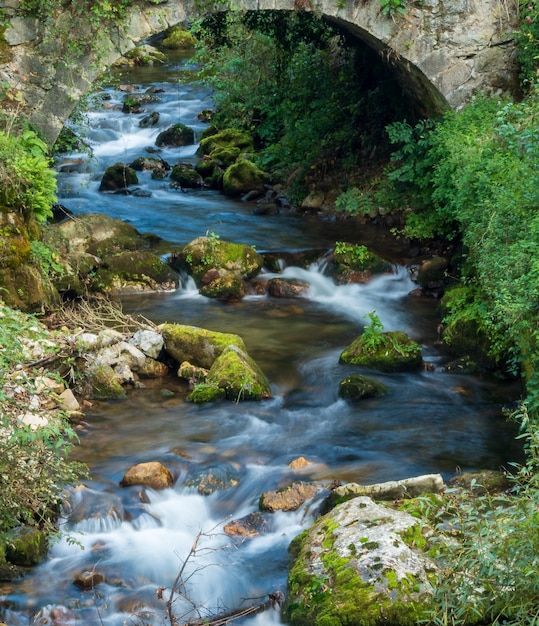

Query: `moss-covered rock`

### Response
(186, 382, 226, 403)
(122, 44, 166, 66)
(6, 527, 48, 566)
(161, 323, 247, 370)
(0, 212, 31, 269)
(155, 123, 195, 148)
(339, 331, 423, 372)
(162, 26, 197, 49)
(0, 265, 55, 312)
(334, 242, 391, 275)
(339, 374, 388, 401)
(195, 158, 223, 189)
(89, 364, 127, 400)
(99, 163, 138, 192)
(177, 236, 264, 285)
(122, 92, 161, 114)
(204, 344, 272, 401)
(284, 496, 437, 626)
(92, 250, 178, 294)
(196, 128, 254, 158)
(222, 159, 269, 197)
(129, 156, 170, 178)
(170, 163, 203, 188)
(199, 273, 246, 301)
(210, 146, 241, 167)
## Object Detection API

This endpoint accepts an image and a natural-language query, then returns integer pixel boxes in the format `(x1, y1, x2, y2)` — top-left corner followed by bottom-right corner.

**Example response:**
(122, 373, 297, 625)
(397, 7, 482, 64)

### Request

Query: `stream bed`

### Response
(0, 48, 523, 626)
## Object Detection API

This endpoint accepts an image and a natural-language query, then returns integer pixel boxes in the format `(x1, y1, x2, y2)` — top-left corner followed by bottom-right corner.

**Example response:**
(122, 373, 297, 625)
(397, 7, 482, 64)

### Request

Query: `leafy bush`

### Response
(0, 130, 57, 222)
(515, 1, 539, 89)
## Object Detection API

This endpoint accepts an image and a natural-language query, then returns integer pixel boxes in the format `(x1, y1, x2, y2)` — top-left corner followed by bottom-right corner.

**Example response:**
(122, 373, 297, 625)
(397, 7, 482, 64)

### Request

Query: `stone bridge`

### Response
(0, 0, 517, 145)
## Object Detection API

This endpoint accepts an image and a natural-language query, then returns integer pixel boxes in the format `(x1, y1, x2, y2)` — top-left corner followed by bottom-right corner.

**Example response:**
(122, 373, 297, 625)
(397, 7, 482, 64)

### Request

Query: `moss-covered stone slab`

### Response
(170, 163, 203, 188)
(162, 26, 197, 49)
(205, 345, 272, 401)
(222, 159, 269, 197)
(284, 496, 437, 626)
(89, 364, 127, 400)
(161, 323, 247, 370)
(178, 236, 264, 285)
(339, 331, 423, 372)
(334, 242, 391, 275)
(338, 374, 388, 401)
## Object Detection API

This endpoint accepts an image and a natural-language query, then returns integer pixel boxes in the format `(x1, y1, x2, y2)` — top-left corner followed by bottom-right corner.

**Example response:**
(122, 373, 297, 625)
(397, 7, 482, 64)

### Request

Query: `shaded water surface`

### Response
(0, 49, 522, 625)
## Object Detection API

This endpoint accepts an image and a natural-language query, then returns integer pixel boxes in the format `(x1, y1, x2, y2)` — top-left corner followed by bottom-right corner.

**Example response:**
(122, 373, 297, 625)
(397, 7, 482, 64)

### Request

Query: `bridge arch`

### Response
(0, 0, 517, 145)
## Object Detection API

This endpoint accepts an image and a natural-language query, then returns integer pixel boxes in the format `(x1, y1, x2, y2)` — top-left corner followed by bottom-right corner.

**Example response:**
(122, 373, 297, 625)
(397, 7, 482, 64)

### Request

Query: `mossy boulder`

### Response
(155, 123, 195, 148)
(89, 364, 127, 400)
(333, 242, 391, 276)
(99, 163, 138, 192)
(161, 323, 247, 370)
(195, 158, 223, 189)
(0, 265, 55, 312)
(177, 236, 264, 285)
(203, 344, 272, 401)
(170, 163, 204, 188)
(222, 159, 269, 197)
(210, 146, 241, 167)
(186, 382, 226, 403)
(339, 374, 388, 401)
(196, 128, 254, 158)
(122, 44, 166, 66)
(6, 527, 48, 566)
(284, 496, 437, 626)
(0, 212, 31, 269)
(339, 331, 423, 372)
(199, 273, 246, 301)
(162, 26, 197, 49)
(92, 250, 179, 294)
(122, 92, 161, 114)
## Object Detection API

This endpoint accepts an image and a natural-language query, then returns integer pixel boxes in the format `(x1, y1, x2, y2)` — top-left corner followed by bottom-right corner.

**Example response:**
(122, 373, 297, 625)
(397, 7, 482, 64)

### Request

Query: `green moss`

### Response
(162, 26, 197, 49)
(197, 128, 254, 157)
(90, 365, 126, 400)
(187, 382, 226, 403)
(222, 159, 269, 197)
(339, 331, 423, 373)
(6, 527, 48, 566)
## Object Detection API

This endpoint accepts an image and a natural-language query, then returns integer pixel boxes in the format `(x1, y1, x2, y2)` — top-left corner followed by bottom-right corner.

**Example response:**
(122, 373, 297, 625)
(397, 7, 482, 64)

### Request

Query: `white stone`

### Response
(129, 329, 164, 359)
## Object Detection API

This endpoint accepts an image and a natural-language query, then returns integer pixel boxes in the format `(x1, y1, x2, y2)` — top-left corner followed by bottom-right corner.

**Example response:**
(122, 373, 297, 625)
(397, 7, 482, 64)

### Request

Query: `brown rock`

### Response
(73, 570, 106, 590)
(259, 482, 318, 512)
(224, 511, 267, 537)
(120, 461, 174, 490)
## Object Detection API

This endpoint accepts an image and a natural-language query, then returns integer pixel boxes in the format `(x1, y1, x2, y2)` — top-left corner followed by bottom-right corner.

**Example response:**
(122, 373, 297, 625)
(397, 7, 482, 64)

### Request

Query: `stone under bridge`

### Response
(0, 0, 518, 145)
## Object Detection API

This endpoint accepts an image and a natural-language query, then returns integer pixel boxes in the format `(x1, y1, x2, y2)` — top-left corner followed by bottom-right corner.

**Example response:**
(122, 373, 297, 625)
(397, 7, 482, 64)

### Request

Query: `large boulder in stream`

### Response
(284, 496, 438, 626)
(99, 163, 138, 192)
(339, 331, 423, 373)
(155, 123, 195, 148)
(175, 236, 264, 287)
(222, 159, 269, 197)
(196, 128, 254, 158)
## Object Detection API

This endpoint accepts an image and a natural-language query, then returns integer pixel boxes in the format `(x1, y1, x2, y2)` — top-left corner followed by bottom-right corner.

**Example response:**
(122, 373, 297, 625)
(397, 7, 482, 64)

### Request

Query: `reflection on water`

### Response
(0, 48, 524, 626)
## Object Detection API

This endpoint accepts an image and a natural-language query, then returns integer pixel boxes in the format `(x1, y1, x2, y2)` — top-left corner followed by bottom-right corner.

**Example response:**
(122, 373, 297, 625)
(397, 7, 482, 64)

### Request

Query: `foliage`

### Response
(0, 129, 57, 222)
(514, 1, 539, 90)
(0, 302, 86, 538)
(194, 11, 417, 200)
(380, 0, 406, 19)
(421, 404, 539, 625)
(334, 187, 376, 217)
(361, 310, 385, 352)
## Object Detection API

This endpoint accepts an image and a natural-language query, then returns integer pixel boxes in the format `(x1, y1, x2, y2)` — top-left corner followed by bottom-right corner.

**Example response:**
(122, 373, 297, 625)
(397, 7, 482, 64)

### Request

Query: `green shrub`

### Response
(0, 130, 57, 222)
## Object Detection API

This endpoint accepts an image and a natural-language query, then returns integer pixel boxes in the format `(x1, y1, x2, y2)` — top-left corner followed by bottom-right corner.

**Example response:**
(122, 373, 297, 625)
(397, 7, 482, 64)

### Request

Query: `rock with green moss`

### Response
(0, 265, 56, 313)
(284, 496, 437, 626)
(122, 92, 161, 114)
(205, 345, 272, 401)
(99, 163, 138, 192)
(0, 212, 31, 269)
(92, 250, 179, 294)
(155, 123, 194, 148)
(176, 236, 264, 286)
(339, 374, 388, 401)
(161, 323, 247, 370)
(170, 163, 203, 188)
(210, 146, 241, 167)
(6, 526, 48, 566)
(199, 273, 246, 301)
(197, 128, 254, 158)
(339, 331, 423, 373)
(334, 242, 391, 276)
(187, 382, 226, 403)
(89, 364, 127, 400)
(162, 26, 197, 49)
(195, 158, 223, 189)
(222, 159, 269, 197)
(122, 44, 166, 66)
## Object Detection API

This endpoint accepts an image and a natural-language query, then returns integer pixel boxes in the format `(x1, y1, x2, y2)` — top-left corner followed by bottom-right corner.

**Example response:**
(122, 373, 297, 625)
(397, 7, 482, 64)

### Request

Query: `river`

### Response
(0, 48, 522, 626)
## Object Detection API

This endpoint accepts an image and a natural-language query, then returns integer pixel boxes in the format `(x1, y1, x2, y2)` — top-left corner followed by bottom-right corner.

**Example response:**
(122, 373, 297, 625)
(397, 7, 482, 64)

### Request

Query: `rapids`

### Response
(0, 48, 522, 626)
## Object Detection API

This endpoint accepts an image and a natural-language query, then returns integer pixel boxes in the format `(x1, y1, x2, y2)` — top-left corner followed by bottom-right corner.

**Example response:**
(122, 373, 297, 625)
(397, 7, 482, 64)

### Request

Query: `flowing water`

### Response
(0, 49, 523, 625)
